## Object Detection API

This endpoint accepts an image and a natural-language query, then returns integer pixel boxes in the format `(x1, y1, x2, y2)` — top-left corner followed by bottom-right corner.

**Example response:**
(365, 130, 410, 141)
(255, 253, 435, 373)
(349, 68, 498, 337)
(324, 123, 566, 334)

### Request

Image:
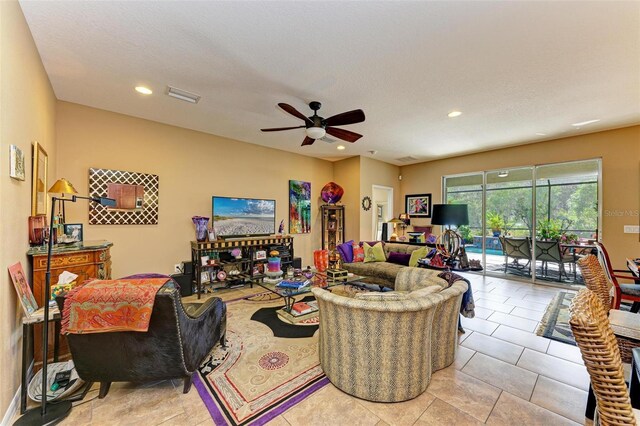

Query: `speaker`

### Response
(170, 273, 193, 297)
(182, 261, 193, 275)
(292, 257, 302, 269)
(381, 223, 389, 241)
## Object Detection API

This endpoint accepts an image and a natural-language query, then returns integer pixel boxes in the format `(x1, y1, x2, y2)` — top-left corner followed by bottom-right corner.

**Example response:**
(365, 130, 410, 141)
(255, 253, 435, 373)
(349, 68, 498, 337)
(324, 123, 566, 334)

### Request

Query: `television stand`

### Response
(190, 236, 294, 299)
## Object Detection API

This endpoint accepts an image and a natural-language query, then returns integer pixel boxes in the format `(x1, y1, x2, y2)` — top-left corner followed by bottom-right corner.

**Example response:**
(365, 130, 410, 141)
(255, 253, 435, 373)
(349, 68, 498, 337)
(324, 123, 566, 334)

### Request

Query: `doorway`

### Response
(372, 185, 394, 241)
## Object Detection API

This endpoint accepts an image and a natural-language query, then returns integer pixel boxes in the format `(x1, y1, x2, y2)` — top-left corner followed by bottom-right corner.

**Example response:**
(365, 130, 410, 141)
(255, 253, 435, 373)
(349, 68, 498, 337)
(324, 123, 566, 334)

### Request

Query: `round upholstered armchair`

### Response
(312, 270, 466, 402)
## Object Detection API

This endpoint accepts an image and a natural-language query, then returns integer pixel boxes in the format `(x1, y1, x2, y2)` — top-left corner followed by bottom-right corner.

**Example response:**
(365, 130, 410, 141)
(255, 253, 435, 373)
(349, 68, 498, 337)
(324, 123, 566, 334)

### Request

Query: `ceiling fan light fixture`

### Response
(305, 127, 326, 140)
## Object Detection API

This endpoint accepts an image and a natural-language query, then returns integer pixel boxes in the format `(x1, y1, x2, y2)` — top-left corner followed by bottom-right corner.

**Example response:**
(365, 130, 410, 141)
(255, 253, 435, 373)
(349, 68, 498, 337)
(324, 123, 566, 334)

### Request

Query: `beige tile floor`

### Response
(26, 275, 593, 425)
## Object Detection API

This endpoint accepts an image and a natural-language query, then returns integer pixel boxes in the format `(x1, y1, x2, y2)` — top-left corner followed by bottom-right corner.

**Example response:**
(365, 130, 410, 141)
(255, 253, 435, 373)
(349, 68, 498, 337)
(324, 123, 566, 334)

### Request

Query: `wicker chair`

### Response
(569, 288, 639, 425)
(578, 254, 613, 311)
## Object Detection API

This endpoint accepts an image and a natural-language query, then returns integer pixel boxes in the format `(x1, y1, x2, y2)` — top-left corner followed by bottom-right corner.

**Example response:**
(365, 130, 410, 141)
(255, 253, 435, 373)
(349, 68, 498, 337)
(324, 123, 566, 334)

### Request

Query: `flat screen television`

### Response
(212, 196, 276, 238)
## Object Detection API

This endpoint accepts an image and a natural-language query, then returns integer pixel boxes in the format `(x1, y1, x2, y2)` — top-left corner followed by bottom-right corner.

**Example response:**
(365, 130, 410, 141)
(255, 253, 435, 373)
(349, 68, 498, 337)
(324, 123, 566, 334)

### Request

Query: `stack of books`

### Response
(290, 301, 318, 316)
(276, 279, 311, 290)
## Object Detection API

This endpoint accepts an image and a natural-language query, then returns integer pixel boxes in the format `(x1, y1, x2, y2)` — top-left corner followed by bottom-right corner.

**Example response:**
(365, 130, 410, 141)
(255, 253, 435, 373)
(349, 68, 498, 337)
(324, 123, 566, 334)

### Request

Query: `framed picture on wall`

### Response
(406, 193, 432, 218)
(31, 142, 48, 216)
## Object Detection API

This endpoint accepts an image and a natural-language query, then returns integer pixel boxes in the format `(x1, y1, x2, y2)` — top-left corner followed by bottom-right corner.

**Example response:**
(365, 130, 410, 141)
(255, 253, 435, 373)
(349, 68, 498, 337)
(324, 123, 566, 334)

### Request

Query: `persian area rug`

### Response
(536, 290, 576, 346)
(194, 293, 328, 426)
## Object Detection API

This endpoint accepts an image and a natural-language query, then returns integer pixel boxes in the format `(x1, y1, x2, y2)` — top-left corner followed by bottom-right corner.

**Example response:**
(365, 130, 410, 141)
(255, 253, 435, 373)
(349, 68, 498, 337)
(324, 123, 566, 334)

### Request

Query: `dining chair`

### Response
(596, 243, 640, 312)
(569, 288, 639, 425)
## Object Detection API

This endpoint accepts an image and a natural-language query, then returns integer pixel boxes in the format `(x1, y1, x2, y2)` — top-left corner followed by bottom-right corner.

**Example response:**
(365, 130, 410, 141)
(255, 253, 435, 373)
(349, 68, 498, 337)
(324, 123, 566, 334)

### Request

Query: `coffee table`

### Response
(259, 272, 366, 312)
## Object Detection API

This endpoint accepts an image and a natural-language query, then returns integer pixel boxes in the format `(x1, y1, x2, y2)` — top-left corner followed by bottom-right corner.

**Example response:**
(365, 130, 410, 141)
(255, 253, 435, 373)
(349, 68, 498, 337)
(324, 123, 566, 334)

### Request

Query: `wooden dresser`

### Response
(28, 240, 113, 363)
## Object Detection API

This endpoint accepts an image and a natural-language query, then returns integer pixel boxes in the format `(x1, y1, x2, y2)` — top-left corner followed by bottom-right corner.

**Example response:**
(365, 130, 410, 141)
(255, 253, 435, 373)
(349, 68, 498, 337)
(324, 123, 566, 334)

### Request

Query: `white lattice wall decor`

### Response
(88, 168, 159, 225)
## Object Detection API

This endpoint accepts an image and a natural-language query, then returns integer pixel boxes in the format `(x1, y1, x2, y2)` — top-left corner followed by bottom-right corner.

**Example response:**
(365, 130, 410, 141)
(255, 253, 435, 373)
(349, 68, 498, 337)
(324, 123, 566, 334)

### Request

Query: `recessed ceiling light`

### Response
(448, 111, 462, 118)
(337, 145, 346, 151)
(572, 119, 600, 127)
(535, 132, 547, 136)
(498, 171, 509, 178)
(135, 86, 152, 95)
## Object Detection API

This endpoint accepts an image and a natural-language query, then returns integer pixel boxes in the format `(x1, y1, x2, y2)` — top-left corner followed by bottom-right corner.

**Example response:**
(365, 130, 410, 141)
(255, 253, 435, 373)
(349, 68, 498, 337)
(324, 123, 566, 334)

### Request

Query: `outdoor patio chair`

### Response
(534, 239, 573, 282)
(500, 236, 531, 273)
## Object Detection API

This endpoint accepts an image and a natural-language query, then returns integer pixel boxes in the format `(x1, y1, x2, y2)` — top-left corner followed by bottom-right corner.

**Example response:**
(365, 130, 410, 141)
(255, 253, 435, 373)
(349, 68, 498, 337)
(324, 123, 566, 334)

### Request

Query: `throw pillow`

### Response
(409, 246, 428, 267)
(336, 240, 355, 263)
(355, 292, 408, 301)
(363, 242, 386, 263)
(352, 246, 365, 262)
(387, 251, 411, 266)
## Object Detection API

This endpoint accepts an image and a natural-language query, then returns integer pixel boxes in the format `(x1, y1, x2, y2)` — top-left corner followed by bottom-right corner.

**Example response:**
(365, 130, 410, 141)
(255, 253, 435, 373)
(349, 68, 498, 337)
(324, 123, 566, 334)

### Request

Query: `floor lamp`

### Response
(430, 204, 469, 265)
(16, 179, 115, 426)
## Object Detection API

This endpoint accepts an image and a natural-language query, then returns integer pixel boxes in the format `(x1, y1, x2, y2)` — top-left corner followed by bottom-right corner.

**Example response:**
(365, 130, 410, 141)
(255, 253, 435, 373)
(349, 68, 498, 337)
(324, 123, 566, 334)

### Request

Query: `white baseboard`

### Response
(1, 386, 20, 426)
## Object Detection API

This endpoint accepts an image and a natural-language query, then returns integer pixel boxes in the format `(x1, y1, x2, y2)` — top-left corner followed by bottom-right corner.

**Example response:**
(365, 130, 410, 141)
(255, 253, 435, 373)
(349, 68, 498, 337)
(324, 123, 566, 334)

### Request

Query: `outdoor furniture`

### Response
(534, 239, 573, 282)
(596, 243, 640, 312)
(56, 280, 226, 397)
(569, 288, 639, 425)
(500, 236, 531, 273)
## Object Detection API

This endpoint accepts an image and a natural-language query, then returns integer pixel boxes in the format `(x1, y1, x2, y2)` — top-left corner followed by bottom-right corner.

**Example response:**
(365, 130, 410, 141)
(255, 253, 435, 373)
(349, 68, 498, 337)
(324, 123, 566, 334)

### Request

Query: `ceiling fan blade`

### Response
(261, 125, 306, 132)
(326, 127, 363, 143)
(278, 103, 313, 123)
(301, 137, 315, 146)
(324, 109, 365, 127)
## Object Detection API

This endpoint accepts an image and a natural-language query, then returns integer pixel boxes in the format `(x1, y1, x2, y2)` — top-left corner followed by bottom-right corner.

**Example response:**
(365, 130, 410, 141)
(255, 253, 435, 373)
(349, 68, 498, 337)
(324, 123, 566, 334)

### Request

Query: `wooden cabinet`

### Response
(28, 240, 113, 363)
(321, 205, 345, 251)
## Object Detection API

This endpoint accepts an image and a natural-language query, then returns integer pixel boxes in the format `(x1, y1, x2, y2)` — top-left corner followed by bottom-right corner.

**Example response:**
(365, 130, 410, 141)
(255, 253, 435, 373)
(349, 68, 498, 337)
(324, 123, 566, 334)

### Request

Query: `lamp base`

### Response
(14, 401, 72, 426)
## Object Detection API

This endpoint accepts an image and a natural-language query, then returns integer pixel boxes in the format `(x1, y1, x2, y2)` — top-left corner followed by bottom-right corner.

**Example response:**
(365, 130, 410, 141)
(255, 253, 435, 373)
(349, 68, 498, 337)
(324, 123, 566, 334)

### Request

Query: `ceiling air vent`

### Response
(396, 156, 418, 163)
(166, 86, 201, 104)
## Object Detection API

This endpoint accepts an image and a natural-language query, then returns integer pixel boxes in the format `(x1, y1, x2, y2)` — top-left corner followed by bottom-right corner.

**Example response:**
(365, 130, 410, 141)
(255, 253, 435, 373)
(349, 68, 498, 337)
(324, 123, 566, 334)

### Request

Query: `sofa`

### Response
(312, 267, 467, 402)
(342, 242, 426, 288)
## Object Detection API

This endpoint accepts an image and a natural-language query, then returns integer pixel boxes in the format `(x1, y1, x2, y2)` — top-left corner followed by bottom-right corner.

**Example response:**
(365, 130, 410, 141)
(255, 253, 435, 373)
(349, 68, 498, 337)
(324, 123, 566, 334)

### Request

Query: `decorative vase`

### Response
(320, 182, 344, 204)
(314, 249, 328, 272)
(192, 216, 209, 242)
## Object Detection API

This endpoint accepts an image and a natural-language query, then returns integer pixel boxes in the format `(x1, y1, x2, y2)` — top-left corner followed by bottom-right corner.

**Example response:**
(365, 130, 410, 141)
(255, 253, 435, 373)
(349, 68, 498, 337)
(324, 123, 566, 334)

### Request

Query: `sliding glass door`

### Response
(443, 159, 601, 286)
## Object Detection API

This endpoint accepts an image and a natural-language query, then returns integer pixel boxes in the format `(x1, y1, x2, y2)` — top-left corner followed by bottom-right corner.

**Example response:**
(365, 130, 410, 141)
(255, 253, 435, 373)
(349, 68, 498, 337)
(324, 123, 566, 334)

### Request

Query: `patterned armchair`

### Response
(312, 268, 467, 402)
(56, 280, 226, 398)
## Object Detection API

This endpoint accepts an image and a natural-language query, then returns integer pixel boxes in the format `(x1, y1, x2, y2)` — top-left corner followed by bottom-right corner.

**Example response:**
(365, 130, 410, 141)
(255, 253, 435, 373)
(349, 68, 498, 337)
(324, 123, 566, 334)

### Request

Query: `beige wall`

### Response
(333, 156, 360, 242)
(0, 0, 57, 416)
(359, 157, 401, 241)
(56, 102, 334, 277)
(400, 125, 640, 268)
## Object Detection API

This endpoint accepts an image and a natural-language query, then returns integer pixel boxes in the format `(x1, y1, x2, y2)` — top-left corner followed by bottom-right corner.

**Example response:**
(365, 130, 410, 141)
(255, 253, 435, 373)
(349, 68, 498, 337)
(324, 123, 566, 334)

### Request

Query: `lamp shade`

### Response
(431, 204, 469, 226)
(48, 178, 78, 196)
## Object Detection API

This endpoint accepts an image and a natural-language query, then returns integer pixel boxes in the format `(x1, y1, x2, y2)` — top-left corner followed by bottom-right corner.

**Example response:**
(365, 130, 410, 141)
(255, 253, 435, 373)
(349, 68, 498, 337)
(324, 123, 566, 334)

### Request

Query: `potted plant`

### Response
(537, 219, 562, 240)
(486, 212, 505, 237)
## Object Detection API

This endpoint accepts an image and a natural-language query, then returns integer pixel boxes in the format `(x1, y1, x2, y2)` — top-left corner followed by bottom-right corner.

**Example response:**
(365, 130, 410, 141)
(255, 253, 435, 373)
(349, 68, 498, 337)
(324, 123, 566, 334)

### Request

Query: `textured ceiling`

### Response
(20, 1, 640, 165)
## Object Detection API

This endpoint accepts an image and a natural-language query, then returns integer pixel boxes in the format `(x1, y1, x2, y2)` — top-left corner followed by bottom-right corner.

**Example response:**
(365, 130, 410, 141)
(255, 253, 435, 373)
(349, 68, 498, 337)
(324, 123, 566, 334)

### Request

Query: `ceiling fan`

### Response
(261, 101, 365, 146)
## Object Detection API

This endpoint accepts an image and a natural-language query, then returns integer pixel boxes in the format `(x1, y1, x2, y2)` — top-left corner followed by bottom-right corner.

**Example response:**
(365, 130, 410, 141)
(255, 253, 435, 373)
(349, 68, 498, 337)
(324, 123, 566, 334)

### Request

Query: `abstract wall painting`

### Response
(289, 180, 311, 234)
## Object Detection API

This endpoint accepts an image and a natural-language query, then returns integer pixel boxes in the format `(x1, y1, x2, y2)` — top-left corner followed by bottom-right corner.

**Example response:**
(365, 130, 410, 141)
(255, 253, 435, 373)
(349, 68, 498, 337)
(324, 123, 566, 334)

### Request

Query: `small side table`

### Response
(21, 306, 61, 414)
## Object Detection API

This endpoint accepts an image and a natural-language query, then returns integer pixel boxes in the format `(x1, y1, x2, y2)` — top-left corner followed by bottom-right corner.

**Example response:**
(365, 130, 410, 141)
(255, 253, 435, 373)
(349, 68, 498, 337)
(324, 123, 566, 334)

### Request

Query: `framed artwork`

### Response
(9, 145, 25, 180)
(63, 223, 84, 242)
(88, 168, 159, 225)
(289, 180, 311, 234)
(406, 193, 432, 218)
(31, 142, 48, 216)
(8, 262, 39, 316)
